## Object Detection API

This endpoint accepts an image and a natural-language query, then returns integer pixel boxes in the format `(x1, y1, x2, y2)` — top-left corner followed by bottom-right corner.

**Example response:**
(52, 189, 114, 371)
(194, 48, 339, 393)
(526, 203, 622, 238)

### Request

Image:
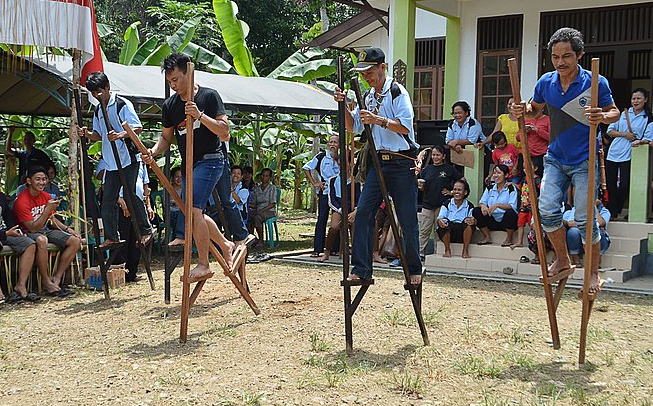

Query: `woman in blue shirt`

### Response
(472, 164, 519, 246)
(606, 88, 653, 220)
(436, 179, 475, 258)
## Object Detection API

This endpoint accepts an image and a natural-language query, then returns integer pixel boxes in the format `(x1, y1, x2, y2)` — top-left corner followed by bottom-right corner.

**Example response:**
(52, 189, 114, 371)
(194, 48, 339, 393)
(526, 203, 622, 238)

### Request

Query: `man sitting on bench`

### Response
(13, 166, 81, 297)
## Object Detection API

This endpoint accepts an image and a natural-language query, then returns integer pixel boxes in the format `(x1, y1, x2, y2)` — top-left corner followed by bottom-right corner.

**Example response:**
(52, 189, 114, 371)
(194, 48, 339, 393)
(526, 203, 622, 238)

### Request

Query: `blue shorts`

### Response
(180, 158, 224, 209)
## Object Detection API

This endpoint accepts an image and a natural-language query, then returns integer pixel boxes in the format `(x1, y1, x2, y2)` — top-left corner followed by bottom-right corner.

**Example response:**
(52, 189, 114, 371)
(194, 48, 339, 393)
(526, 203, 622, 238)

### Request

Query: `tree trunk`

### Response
(320, 0, 329, 31)
(293, 161, 303, 209)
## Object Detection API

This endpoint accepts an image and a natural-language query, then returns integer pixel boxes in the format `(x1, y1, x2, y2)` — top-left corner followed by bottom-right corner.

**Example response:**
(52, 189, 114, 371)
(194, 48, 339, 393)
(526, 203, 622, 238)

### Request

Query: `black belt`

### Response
(378, 149, 417, 161)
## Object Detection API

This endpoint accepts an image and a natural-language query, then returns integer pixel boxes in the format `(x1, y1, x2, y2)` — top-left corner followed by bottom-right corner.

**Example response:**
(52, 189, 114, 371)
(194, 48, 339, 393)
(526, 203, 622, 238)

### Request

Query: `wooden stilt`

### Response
(579, 58, 602, 365)
(340, 59, 429, 353)
(179, 62, 196, 343)
(508, 58, 569, 349)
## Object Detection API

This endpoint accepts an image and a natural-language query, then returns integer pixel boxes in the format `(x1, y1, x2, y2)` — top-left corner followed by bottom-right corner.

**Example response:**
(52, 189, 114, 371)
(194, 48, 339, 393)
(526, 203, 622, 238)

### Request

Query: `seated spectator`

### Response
(563, 198, 611, 267)
(13, 166, 81, 297)
(241, 165, 256, 190)
(472, 164, 518, 246)
(249, 168, 277, 248)
(436, 179, 475, 258)
(526, 227, 554, 265)
(416, 146, 463, 259)
(45, 164, 62, 197)
(487, 131, 521, 185)
(319, 157, 361, 262)
(0, 191, 40, 303)
(230, 165, 250, 222)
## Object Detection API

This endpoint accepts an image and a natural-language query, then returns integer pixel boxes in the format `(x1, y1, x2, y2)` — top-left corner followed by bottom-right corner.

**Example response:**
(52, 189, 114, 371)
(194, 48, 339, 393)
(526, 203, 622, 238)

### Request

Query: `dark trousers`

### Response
(102, 162, 151, 241)
(113, 211, 141, 281)
(605, 159, 630, 218)
(472, 207, 518, 230)
(313, 193, 330, 254)
(352, 158, 421, 278)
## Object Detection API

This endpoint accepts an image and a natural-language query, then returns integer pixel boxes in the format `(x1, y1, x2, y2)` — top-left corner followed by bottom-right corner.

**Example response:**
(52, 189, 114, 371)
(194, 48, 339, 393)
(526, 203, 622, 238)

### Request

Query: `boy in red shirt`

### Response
(487, 131, 521, 185)
(13, 166, 81, 296)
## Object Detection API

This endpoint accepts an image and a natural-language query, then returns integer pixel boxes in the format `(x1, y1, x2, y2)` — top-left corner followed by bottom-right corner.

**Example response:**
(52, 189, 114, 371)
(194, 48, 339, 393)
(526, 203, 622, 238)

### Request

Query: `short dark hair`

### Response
(548, 27, 584, 55)
(171, 167, 182, 177)
(27, 165, 47, 178)
(495, 164, 510, 176)
(162, 53, 191, 75)
(260, 168, 273, 177)
(454, 179, 470, 198)
(491, 131, 507, 145)
(451, 101, 471, 115)
(231, 165, 242, 173)
(85, 71, 109, 92)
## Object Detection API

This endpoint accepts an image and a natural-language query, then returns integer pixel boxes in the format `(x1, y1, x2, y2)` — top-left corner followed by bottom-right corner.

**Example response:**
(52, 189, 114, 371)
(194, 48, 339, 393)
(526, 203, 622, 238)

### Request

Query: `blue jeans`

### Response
(175, 158, 223, 238)
(539, 155, 600, 244)
(351, 158, 421, 278)
(567, 227, 610, 255)
(102, 161, 152, 241)
(213, 158, 248, 241)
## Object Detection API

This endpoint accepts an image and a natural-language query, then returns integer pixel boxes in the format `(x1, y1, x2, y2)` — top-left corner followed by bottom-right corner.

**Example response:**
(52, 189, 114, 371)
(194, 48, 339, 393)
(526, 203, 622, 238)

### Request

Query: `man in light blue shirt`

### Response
(303, 134, 340, 256)
(334, 47, 422, 284)
(80, 72, 152, 249)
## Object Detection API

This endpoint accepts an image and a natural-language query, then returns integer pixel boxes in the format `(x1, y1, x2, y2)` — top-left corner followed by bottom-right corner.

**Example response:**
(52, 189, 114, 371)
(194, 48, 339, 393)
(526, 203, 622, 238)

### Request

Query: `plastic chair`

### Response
(263, 188, 281, 248)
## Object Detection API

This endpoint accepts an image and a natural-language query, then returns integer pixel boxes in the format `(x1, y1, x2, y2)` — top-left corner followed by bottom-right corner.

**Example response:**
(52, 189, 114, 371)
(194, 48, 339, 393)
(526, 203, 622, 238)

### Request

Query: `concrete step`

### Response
(605, 221, 653, 238)
(608, 236, 646, 254)
(425, 253, 635, 283)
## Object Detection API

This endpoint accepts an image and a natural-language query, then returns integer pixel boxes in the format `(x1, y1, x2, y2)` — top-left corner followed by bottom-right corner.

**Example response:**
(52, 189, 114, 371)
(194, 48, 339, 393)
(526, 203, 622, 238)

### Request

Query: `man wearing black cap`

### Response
(334, 47, 422, 284)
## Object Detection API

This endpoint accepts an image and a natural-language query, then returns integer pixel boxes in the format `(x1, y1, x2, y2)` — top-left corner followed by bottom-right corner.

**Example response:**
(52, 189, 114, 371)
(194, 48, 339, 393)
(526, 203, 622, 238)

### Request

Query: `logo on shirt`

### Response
(31, 204, 46, 219)
(438, 171, 449, 178)
(176, 118, 202, 136)
(578, 97, 588, 107)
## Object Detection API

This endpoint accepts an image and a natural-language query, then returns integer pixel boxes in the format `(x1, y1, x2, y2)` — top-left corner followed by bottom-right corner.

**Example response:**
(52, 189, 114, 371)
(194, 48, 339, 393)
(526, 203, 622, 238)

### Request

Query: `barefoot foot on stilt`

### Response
(588, 273, 603, 293)
(189, 263, 212, 280)
(547, 258, 572, 277)
(168, 238, 185, 246)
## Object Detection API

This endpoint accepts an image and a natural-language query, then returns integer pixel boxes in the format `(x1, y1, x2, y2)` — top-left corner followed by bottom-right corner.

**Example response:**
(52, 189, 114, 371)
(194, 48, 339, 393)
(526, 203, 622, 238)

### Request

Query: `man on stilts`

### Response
(512, 28, 618, 293)
(144, 52, 235, 279)
(334, 48, 422, 285)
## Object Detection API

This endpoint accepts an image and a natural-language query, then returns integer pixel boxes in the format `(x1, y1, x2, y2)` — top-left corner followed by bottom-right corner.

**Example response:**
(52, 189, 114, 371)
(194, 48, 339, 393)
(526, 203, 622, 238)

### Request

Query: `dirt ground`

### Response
(1, 258, 652, 406)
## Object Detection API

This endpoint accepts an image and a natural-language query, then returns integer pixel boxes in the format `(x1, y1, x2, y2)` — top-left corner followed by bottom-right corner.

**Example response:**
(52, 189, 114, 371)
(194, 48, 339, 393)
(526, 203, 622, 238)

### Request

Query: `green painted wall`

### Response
(392, 0, 416, 98)
(629, 145, 650, 223)
(443, 17, 460, 115)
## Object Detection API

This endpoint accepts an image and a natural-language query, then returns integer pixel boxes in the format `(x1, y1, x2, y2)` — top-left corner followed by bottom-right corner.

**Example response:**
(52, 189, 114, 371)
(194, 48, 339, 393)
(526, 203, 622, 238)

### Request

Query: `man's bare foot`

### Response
(547, 257, 572, 277)
(14, 285, 28, 298)
(168, 238, 185, 246)
(318, 255, 330, 262)
(588, 273, 602, 293)
(409, 274, 422, 284)
(443, 249, 452, 258)
(347, 273, 360, 281)
(462, 250, 470, 259)
(222, 240, 235, 270)
(189, 263, 212, 280)
(477, 238, 492, 245)
(510, 243, 523, 249)
(98, 239, 121, 249)
(373, 253, 387, 264)
(501, 239, 512, 247)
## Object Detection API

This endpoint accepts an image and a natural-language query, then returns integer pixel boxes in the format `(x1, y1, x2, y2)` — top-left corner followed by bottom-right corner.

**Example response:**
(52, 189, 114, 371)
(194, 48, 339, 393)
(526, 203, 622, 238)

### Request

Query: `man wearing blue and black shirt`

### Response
(334, 47, 422, 284)
(512, 28, 619, 293)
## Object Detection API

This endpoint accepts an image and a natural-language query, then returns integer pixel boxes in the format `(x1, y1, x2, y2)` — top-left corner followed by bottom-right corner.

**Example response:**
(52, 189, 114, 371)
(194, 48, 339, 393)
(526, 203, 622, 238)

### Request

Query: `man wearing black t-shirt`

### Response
(144, 53, 235, 279)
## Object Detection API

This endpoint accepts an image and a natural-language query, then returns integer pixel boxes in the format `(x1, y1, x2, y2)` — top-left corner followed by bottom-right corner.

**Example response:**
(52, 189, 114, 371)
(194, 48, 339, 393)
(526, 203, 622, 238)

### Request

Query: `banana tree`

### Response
(212, 0, 258, 77)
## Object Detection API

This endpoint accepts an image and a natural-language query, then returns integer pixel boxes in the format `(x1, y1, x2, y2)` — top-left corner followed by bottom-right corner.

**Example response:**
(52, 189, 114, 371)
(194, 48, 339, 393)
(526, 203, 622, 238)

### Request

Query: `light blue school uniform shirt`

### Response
(351, 76, 418, 152)
(445, 116, 485, 144)
(606, 108, 653, 162)
(563, 205, 610, 228)
(479, 184, 518, 222)
(92, 92, 142, 171)
(303, 152, 339, 195)
(437, 199, 473, 223)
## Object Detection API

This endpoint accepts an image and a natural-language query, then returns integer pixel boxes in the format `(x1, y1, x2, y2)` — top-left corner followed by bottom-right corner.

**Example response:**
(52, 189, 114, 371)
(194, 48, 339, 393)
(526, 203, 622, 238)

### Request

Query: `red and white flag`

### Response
(0, 0, 104, 85)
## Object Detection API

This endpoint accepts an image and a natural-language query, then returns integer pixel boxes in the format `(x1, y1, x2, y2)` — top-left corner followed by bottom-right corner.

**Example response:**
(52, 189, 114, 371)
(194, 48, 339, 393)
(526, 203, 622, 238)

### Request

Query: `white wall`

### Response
(457, 0, 646, 110)
(415, 8, 447, 39)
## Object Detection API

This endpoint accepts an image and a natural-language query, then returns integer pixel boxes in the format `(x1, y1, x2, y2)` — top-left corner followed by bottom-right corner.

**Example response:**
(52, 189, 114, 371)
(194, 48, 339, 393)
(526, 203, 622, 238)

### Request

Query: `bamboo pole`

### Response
(180, 61, 195, 343)
(507, 58, 563, 349)
(579, 58, 600, 365)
